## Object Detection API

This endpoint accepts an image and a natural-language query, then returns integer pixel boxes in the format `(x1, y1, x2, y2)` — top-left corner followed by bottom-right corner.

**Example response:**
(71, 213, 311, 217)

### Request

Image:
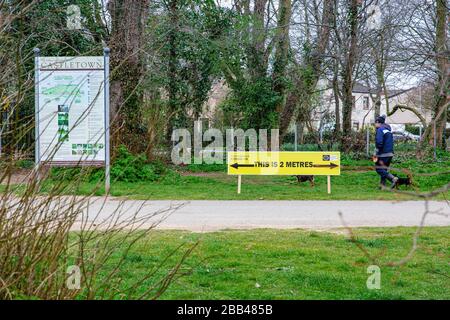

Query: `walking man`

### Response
(374, 115, 398, 189)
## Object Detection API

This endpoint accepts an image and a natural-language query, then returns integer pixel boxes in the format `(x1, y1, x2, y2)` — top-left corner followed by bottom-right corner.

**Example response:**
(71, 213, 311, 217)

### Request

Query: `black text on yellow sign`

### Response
(227, 152, 341, 176)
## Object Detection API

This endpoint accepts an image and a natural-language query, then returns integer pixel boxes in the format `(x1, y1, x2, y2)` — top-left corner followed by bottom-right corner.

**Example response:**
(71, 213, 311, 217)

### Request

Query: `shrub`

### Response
(16, 159, 34, 169)
(49, 146, 176, 183)
(110, 145, 159, 182)
(341, 131, 367, 154)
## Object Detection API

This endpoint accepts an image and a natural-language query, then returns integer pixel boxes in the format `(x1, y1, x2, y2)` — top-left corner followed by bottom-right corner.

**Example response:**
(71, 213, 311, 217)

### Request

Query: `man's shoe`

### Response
(390, 177, 399, 189)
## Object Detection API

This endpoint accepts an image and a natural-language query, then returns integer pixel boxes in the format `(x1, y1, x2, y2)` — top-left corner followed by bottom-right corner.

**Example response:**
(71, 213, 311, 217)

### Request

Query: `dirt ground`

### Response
(0, 169, 32, 185)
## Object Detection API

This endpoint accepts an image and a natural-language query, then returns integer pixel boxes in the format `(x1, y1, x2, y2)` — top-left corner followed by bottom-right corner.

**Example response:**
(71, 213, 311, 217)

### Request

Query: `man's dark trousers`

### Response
(376, 156, 393, 186)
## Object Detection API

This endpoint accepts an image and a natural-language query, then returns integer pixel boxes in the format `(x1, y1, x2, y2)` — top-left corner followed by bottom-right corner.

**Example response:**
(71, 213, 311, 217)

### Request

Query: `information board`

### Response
(36, 56, 106, 166)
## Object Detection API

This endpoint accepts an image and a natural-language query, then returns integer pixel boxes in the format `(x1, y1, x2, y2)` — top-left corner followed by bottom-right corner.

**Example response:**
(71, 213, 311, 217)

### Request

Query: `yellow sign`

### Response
(227, 151, 341, 176)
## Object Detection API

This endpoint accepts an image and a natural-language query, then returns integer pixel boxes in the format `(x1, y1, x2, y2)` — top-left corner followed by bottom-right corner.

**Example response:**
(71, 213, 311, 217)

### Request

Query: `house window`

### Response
(352, 121, 360, 131)
(363, 96, 370, 110)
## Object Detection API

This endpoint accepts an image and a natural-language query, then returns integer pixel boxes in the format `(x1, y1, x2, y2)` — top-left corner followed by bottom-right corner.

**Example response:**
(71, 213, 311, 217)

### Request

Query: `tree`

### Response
(166, 0, 180, 141)
(1, 0, 102, 156)
(427, 0, 449, 147)
(409, 0, 449, 152)
(108, 0, 150, 153)
(278, 0, 334, 140)
(220, 0, 281, 131)
(360, 1, 402, 120)
(147, 0, 225, 144)
(272, 0, 292, 114)
(340, 0, 359, 136)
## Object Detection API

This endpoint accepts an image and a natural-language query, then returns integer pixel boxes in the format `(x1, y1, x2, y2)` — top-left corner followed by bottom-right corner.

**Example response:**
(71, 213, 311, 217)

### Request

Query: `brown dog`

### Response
(296, 175, 315, 187)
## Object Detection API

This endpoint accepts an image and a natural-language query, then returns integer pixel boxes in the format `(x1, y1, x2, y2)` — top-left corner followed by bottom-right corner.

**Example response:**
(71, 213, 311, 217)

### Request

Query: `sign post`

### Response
(103, 48, 111, 194)
(237, 175, 242, 194)
(34, 48, 41, 180)
(227, 151, 341, 194)
(35, 50, 110, 193)
(327, 175, 331, 194)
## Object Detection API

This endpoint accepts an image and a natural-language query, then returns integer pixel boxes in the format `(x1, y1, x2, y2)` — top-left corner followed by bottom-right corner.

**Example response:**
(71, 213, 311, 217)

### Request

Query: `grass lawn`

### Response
(7, 151, 448, 201)
(102, 227, 450, 300)
(55, 165, 449, 200)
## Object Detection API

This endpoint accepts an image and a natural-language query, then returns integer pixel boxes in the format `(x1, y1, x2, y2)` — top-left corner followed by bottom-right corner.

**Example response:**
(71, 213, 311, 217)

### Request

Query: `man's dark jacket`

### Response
(375, 124, 394, 157)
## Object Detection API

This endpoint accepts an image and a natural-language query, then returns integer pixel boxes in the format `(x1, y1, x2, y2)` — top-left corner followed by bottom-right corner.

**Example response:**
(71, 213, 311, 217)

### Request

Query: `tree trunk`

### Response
(249, 0, 268, 80)
(278, 0, 334, 140)
(418, 0, 449, 152)
(341, 0, 359, 136)
(272, 0, 292, 113)
(333, 59, 341, 135)
(430, 0, 448, 147)
(166, 0, 180, 145)
(374, 61, 383, 119)
(373, 31, 387, 120)
(108, 0, 150, 153)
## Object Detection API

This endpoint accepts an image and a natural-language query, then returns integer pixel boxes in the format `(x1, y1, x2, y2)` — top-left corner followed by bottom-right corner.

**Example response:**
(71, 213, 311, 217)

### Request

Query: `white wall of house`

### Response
(316, 86, 432, 131)
(382, 91, 432, 125)
(316, 89, 375, 131)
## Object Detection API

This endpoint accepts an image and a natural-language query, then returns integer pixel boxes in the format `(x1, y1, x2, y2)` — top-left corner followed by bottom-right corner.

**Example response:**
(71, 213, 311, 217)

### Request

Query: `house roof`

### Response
(386, 88, 414, 99)
(352, 83, 377, 94)
(352, 82, 413, 98)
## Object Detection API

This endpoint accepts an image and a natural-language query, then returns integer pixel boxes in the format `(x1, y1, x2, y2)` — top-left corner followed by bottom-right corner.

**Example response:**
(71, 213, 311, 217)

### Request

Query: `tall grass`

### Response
(0, 160, 194, 299)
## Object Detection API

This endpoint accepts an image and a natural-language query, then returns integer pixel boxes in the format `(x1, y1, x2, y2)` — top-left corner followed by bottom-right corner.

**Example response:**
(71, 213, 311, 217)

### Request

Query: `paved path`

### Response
(74, 199, 450, 232)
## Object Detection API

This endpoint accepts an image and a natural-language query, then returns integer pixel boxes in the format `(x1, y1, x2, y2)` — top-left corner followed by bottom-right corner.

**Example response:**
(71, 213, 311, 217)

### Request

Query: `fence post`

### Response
(433, 121, 437, 160)
(294, 123, 298, 151)
(366, 126, 370, 157)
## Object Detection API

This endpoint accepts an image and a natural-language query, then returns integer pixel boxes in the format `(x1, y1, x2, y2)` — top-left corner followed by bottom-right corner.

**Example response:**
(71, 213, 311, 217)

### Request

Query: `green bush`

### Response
(109, 145, 159, 182)
(16, 159, 35, 169)
(49, 167, 83, 181)
(405, 125, 421, 136)
(50, 145, 179, 183)
(184, 163, 227, 172)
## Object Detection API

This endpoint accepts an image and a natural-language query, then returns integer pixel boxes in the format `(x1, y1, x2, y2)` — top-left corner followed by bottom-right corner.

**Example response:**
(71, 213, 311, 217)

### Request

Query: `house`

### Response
(315, 82, 433, 131)
(200, 80, 433, 133)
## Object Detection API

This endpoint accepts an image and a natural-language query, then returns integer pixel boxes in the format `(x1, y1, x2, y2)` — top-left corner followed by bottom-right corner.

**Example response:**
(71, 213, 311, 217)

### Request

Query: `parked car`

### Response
(392, 131, 420, 142)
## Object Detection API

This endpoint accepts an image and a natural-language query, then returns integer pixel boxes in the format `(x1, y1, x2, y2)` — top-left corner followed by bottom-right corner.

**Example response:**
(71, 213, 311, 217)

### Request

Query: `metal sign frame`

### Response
(34, 48, 111, 193)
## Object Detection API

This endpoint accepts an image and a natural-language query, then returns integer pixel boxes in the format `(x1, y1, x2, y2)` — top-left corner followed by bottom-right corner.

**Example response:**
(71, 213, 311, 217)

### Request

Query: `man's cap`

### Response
(375, 115, 386, 124)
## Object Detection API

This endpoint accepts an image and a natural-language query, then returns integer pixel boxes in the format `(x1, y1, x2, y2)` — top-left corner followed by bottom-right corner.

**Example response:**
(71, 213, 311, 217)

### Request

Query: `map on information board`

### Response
(37, 56, 106, 165)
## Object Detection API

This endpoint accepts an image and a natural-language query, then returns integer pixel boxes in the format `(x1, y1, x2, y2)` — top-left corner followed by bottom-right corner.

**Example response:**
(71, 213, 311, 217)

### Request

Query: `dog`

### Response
(295, 175, 315, 187)
(393, 174, 413, 189)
